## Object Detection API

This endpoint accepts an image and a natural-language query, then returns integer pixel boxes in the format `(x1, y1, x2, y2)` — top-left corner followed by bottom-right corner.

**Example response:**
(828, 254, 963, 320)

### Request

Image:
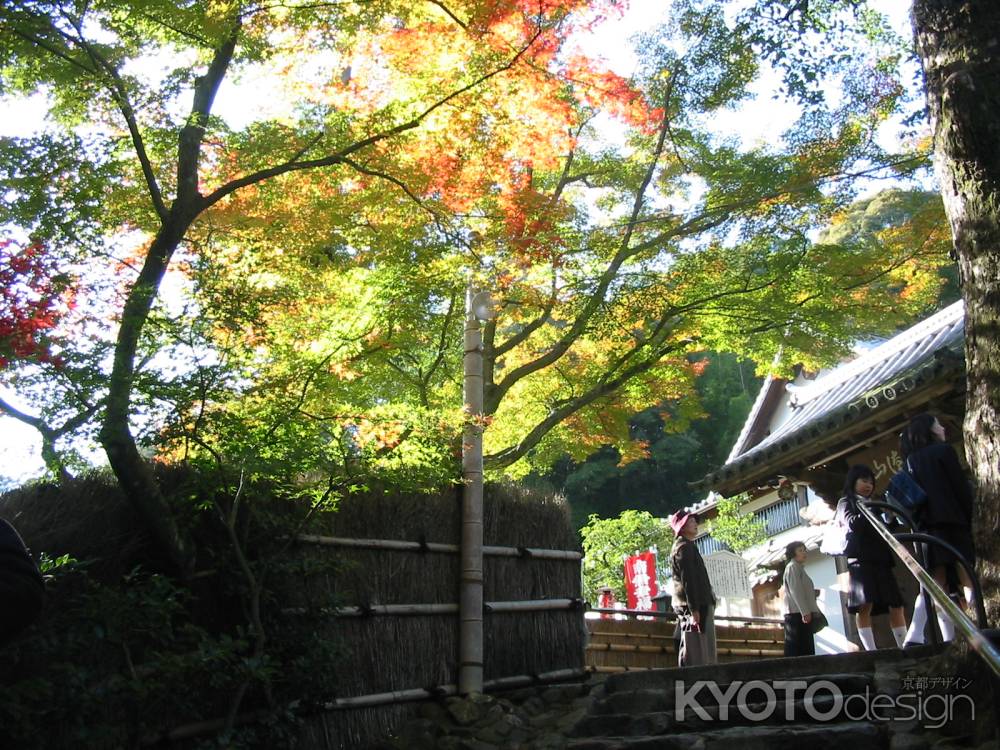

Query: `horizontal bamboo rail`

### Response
(486, 599, 580, 613)
(322, 684, 458, 710)
(586, 643, 672, 654)
(144, 668, 591, 743)
(282, 598, 584, 617)
(295, 533, 582, 560)
(587, 665, 655, 673)
(585, 642, 781, 658)
(588, 607, 782, 625)
(323, 668, 588, 710)
(587, 630, 781, 645)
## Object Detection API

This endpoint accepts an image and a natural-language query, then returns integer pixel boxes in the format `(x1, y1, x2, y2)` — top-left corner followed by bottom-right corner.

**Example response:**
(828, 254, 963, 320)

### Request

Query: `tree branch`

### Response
(340, 156, 442, 221)
(177, 25, 241, 205)
(200, 29, 544, 210)
(60, 17, 169, 221)
(485, 101, 674, 413)
(427, 0, 468, 28)
(484, 338, 682, 469)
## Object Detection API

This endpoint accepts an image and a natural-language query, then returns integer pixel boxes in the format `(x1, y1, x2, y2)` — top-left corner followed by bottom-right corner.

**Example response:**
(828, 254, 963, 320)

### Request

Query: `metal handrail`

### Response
(860, 500, 939, 645)
(855, 501, 1000, 678)
(893, 532, 989, 629)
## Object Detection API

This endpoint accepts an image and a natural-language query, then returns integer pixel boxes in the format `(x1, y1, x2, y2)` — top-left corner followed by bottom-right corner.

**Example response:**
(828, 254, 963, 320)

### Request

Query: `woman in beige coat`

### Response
(782, 541, 819, 656)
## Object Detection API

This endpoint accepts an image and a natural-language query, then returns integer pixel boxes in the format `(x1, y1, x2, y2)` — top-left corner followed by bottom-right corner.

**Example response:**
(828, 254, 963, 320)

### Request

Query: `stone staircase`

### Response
(564, 645, 984, 750)
(381, 644, 994, 749)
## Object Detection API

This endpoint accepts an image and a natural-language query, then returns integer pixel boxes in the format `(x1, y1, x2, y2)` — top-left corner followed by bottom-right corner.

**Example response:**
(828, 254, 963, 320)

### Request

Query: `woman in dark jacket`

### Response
(900, 413, 975, 645)
(838, 465, 907, 650)
(669, 511, 717, 666)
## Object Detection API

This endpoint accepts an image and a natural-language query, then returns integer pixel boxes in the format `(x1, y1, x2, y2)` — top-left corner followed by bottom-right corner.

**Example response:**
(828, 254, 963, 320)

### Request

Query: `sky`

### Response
(0, 0, 917, 488)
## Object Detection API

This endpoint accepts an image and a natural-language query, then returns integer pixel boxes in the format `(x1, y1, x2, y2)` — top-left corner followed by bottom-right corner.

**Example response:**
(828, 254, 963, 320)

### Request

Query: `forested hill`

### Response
(526, 352, 763, 530)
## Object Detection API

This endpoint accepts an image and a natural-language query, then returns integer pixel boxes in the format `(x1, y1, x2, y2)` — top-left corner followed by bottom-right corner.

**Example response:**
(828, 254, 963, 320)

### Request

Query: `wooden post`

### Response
(459, 281, 486, 694)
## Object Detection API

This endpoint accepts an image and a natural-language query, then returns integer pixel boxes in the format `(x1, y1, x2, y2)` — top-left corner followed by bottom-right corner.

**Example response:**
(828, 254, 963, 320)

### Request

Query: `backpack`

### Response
(886, 458, 928, 510)
(820, 502, 849, 556)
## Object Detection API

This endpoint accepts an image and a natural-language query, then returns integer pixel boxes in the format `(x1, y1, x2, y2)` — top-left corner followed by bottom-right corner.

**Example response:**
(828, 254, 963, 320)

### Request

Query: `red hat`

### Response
(669, 510, 696, 535)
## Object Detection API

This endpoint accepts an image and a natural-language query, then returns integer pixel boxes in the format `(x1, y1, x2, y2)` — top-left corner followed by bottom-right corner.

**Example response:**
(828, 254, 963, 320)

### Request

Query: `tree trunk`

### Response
(912, 0, 1000, 622)
(99, 215, 196, 575)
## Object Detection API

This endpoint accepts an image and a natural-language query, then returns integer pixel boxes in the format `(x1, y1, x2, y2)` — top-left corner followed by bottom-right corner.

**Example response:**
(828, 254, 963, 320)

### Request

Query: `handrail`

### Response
(860, 500, 939, 644)
(893, 532, 989, 629)
(861, 500, 919, 538)
(855, 501, 1000, 678)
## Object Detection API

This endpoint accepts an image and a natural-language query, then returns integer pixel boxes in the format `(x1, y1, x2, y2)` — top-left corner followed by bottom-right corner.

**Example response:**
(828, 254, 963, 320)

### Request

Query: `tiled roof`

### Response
(703, 300, 965, 489)
(749, 526, 826, 574)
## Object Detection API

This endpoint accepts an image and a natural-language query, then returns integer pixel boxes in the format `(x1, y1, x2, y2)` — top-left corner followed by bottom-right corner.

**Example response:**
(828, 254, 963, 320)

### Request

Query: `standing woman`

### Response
(669, 511, 717, 666)
(839, 465, 908, 650)
(782, 541, 819, 656)
(900, 413, 975, 645)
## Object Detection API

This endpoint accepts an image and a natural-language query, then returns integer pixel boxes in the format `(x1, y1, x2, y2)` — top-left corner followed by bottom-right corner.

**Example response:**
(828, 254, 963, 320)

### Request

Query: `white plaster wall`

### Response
(805, 553, 855, 654)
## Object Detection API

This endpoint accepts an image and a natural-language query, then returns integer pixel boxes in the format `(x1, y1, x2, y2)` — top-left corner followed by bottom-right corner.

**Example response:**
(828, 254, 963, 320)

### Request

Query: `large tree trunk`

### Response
(912, 0, 1000, 623)
(100, 216, 197, 576)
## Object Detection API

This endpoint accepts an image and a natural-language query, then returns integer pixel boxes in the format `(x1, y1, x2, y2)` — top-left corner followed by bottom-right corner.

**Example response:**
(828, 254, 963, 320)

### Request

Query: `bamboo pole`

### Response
(323, 668, 588, 710)
(482, 545, 581, 560)
(486, 598, 581, 613)
(145, 668, 590, 742)
(459, 282, 487, 695)
(587, 665, 656, 673)
(296, 535, 458, 553)
(586, 643, 673, 654)
(322, 684, 459, 710)
(282, 597, 583, 617)
(294, 533, 582, 560)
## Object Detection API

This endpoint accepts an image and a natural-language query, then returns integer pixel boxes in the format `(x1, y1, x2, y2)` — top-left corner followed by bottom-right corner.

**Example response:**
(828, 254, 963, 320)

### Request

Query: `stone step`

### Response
(599, 644, 944, 695)
(572, 690, 877, 737)
(589, 672, 874, 716)
(565, 720, 887, 750)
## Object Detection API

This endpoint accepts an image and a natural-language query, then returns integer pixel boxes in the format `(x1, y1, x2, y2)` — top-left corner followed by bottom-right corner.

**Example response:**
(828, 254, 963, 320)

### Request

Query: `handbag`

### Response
(680, 627, 707, 666)
(887, 458, 928, 510)
(807, 611, 828, 635)
(820, 507, 849, 556)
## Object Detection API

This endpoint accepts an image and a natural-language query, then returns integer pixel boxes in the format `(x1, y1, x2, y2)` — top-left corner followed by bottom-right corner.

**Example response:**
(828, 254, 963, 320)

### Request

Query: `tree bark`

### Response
(912, 0, 1000, 622)
(100, 214, 198, 575)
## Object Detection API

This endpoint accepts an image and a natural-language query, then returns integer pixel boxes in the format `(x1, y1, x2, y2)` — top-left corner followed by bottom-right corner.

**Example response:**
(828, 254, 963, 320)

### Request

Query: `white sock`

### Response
(963, 586, 975, 610)
(892, 626, 907, 647)
(858, 626, 877, 651)
(905, 590, 928, 645)
(937, 611, 956, 642)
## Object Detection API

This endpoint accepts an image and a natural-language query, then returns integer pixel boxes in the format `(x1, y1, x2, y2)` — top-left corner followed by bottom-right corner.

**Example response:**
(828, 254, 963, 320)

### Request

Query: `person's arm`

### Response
(839, 497, 864, 533)
(941, 444, 974, 521)
(675, 543, 708, 611)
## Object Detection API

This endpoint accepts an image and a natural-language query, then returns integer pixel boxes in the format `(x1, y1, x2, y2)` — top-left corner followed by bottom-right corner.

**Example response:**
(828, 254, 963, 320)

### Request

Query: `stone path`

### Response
(377, 680, 602, 749)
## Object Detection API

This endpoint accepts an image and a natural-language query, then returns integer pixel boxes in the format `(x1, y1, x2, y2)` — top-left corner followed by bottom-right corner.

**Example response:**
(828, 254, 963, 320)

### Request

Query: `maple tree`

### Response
(0, 0, 956, 570)
(0, 239, 67, 370)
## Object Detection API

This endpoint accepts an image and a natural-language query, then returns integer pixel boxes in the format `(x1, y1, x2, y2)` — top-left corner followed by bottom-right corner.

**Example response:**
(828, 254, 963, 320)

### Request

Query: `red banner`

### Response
(624, 551, 658, 611)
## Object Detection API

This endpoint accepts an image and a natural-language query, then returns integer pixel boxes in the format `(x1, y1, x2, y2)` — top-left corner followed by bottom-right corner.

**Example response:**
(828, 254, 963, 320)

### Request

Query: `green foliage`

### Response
(531, 352, 761, 529)
(706, 495, 767, 554)
(580, 510, 674, 604)
(0, 0, 955, 504)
